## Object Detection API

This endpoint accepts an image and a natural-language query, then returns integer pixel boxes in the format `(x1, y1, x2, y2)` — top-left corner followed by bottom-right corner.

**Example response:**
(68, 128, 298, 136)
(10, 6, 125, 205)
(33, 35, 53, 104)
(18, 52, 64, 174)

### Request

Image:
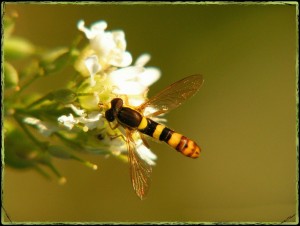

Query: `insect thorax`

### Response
(117, 107, 143, 129)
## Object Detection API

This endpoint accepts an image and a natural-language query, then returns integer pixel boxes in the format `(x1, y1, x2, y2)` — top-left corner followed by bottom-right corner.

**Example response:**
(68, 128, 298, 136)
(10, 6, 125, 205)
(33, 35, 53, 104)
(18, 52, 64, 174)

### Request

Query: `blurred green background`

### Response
(3, 3, 297, 223)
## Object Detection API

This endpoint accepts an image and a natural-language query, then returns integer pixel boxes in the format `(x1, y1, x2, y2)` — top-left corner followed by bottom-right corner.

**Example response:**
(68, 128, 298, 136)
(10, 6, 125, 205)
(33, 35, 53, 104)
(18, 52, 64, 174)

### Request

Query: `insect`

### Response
(104, 74, 204, 199)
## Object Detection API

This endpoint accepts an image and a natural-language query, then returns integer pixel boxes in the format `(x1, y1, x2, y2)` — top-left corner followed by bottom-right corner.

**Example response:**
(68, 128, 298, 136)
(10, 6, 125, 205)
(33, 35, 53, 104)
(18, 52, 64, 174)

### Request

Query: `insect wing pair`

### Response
(106, 74, 204, 199)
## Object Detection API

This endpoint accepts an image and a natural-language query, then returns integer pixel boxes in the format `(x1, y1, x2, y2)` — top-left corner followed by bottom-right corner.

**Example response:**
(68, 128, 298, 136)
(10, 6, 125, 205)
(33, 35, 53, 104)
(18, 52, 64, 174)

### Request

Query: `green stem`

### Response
(33, 164, 51, 180)
(54, 132, 82, 150)
(17, 75, 39, 94)
(53, 133, 98, 170)
(26, 93, 53, 109)
(46, 161, 62, 178)
(77, 92, 94, 97)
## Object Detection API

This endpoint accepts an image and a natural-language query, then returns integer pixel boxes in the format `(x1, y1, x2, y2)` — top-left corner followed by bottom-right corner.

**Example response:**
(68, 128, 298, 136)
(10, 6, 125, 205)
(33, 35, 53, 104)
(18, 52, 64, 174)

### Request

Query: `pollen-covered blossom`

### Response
(58, 20, 162, 166)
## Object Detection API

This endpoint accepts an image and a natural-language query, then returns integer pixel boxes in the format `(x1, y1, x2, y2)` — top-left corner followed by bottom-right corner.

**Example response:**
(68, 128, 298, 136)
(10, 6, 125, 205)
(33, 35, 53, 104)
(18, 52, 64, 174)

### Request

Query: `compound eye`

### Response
(111, 98, 123, 111)
(105, 109, 115, 122)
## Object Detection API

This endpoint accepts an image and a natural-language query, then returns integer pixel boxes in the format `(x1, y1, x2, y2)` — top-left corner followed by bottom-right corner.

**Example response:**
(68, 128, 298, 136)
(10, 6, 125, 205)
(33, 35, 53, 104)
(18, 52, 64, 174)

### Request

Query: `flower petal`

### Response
(138, 67, 161, 87)
(112, 31, 127, 51)
(91, 20, 107, 35)
(65, 104, 86, 116)
(136, 142, 157, 166)
(78, 111, 103, 130)
(84, 55, 101, 86)
(135, 53, 151, 67)
(128, 97, 146, 107)
(78, 20, 107, 40)
(113, 81, 146, 95)
(58, 114, 77, 130)
(109, 51, 132, 67)
(23, 117, 57, 136)
(109, 66, 144, 82)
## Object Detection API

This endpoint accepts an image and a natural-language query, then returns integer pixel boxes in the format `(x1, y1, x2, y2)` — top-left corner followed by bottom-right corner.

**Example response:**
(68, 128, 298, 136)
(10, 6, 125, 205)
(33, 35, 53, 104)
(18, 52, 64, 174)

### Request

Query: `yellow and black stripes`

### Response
(138, 117, 159, 137)
(107, 100, 201, 159)
(138, 117, 200, 158)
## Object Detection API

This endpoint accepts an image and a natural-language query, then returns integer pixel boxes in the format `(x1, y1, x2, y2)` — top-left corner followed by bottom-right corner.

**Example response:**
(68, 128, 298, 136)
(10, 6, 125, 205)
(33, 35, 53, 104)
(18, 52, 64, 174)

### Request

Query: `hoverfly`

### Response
(104, 74, 204, 199)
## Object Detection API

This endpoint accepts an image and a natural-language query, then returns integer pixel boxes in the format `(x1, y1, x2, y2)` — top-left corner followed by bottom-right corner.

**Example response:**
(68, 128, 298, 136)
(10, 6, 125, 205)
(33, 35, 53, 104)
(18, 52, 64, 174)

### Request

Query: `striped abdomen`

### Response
(137, 117, 200, 158)
(116, 107, 200, 158)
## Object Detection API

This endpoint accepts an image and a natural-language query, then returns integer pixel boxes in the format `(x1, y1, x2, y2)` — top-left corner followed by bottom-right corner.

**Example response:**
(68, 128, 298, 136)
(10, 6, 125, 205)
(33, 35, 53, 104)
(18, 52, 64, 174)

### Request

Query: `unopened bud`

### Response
(52, 89, 77, 104)
(4, 62, 19, 88)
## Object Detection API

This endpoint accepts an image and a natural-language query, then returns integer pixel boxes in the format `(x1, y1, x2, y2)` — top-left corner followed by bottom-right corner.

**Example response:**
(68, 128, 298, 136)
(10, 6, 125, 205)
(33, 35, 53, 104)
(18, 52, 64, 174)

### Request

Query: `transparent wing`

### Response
(125, 129, 152, 200)
(138, 74, 204, 116)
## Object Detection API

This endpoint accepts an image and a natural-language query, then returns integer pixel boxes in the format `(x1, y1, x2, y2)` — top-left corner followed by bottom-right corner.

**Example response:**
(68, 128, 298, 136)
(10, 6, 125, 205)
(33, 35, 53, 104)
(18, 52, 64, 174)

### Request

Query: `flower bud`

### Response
(4, 129, 36, 169)
(4, 62, 19, 88)
(40, 47, 70, 74)
(47, 145, 72, 159)
(52, 89, 77, 104)
(3, 15, 15, 38)
(4, 37, 35, 60)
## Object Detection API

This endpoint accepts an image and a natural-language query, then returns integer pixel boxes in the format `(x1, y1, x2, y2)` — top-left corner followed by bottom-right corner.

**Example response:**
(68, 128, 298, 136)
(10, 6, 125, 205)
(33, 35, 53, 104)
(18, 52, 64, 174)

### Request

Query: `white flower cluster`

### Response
(57, 104, 102, 131)
(57, 20, 161, 165)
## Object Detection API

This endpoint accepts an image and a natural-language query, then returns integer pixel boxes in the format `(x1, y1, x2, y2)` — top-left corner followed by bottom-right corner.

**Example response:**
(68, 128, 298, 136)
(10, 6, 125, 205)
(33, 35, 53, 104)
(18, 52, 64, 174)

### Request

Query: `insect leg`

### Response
(139, 132, 150, 148)
(107, 133, 127, 142)
(108, 121, 119, 130)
